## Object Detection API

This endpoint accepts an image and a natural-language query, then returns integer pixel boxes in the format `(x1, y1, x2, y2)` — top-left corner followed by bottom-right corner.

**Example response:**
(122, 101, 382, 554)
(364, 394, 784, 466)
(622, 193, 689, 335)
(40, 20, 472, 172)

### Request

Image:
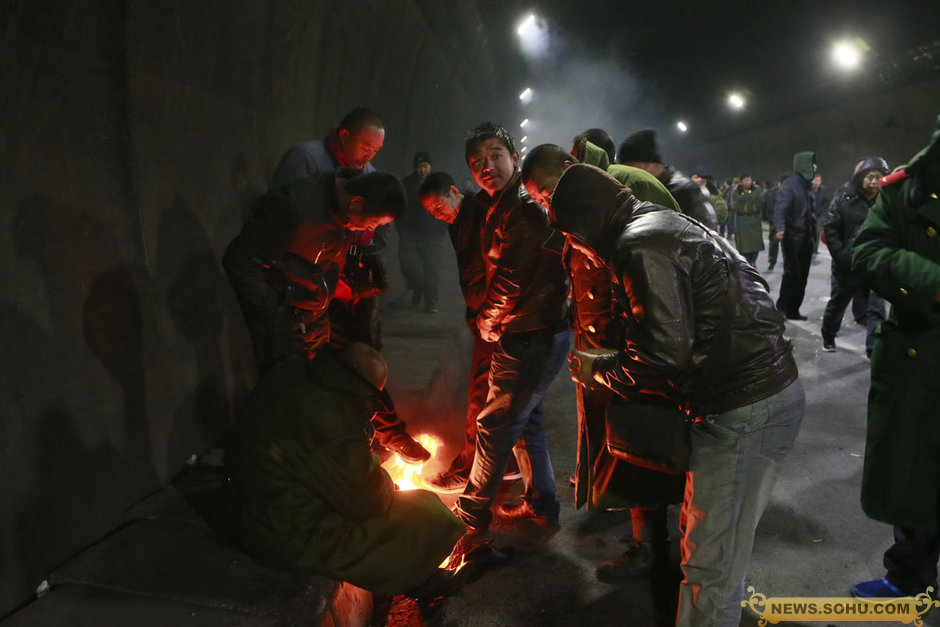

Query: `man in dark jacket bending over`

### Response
(223, 169, 430, 463)
(557, 164, 804, 627)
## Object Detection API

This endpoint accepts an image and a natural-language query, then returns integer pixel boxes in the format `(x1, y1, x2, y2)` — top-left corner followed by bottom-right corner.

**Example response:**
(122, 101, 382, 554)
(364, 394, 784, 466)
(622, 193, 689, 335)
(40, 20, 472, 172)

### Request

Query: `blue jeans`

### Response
(455, 328, 570, 530)
(677, 379, 805, 627)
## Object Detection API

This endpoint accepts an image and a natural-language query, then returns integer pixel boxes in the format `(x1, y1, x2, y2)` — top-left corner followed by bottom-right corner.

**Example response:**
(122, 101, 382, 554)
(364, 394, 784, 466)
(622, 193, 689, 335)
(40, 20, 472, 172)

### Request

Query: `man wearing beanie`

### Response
(618, 129, 718, 230)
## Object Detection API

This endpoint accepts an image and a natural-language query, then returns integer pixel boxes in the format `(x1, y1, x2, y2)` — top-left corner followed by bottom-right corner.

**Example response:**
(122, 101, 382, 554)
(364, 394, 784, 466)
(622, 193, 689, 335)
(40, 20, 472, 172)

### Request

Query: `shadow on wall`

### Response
(159, 195, 234, 468)
(7, 193, 160, 612)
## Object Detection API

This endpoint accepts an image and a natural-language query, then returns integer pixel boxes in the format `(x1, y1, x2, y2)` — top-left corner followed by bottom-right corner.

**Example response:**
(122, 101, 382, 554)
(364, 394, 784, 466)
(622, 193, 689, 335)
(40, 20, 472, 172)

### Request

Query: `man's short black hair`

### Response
(419, 171, 456, 198)
(740, 171, 752, 179)
(342, 170, 405, 219)
(520, 144, 577, 182)
(573, 129, 615, 164)
(465, 122, 516, 161)
(338, 107, 384, 132)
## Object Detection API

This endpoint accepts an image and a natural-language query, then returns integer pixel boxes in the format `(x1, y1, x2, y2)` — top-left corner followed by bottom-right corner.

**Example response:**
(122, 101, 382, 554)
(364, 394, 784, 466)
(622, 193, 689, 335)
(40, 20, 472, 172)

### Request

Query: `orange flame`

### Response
(381, 434, 440, 490)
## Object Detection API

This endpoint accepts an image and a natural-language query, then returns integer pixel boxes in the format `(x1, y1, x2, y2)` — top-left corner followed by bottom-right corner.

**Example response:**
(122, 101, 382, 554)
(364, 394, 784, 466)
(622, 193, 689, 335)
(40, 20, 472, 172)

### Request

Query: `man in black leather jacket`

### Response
(451, 123, 571, 533)
(554, 164, 804, 627)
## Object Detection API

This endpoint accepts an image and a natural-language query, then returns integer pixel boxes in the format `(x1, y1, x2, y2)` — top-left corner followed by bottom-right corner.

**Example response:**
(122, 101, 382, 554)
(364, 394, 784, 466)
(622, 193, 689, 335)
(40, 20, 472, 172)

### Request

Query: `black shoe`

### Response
(427, 470, 468, 494)
(387, 436, 431, 464)
(786, 312, 808, 321)
(411, 290, 422, 306)
(595, 541, 668, 582)
(822, 337, 837, 352)
(767, 263, 775, 271)
(496, 501, 559, 528)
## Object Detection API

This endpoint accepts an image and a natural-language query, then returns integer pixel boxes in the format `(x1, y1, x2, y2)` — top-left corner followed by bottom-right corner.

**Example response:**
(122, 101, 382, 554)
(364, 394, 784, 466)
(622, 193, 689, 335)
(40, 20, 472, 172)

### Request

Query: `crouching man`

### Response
(555, 164, 805, 627)
(224, 343, 465, 594)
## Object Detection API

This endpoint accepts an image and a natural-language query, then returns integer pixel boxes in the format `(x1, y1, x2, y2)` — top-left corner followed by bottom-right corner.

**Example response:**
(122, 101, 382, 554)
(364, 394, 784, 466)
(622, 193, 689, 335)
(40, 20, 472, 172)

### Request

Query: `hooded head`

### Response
(793, 151, 817, 182)
(549, 163, 638, 258)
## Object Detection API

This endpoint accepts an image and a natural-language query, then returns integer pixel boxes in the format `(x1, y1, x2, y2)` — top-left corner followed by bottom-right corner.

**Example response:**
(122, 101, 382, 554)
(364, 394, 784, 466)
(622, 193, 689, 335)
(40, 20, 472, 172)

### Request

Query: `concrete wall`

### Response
(673, 75, 940, 184)
(0, 0, 499, 616)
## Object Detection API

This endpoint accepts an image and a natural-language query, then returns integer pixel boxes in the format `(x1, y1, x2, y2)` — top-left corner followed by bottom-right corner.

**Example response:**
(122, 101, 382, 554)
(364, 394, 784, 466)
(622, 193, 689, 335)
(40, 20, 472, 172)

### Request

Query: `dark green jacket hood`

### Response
(793, 151, 817, 182)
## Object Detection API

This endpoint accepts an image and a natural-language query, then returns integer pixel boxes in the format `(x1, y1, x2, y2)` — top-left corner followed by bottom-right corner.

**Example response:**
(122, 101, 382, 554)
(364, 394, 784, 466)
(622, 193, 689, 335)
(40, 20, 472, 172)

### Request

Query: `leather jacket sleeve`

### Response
(823, 193, 852, 272)
(591, 237, 702, 399)
(476, 200, 552, 337)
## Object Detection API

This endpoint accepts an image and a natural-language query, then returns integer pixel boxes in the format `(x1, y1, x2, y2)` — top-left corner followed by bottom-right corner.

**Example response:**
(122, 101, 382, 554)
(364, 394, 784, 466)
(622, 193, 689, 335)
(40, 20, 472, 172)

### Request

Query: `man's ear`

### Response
(562, 159, 574, 171)
(338, 128, 351, 143)
(448, 184, 460, 196)
(512, 150, 521, 167)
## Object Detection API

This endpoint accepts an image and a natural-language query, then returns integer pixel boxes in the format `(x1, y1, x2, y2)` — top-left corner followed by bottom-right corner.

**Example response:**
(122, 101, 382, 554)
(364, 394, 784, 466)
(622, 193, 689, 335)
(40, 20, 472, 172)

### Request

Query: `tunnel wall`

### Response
(673, 75, 940, 185)
(0, 0, 499, 615)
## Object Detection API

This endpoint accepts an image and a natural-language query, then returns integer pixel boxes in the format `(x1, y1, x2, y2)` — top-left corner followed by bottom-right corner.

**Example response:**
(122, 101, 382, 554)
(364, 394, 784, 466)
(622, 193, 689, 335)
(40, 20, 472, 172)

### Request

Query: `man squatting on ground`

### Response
(522, 141, 686, 581)
(447, 122, 571, 533)
(224, 342, 466, 595)
(551, 163, 805, 627)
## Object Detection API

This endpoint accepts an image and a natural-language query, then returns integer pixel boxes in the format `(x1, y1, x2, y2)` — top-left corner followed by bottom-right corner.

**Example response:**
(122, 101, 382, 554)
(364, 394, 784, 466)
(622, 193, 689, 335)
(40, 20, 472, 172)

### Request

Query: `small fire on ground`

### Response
(381, 434, 440, 490)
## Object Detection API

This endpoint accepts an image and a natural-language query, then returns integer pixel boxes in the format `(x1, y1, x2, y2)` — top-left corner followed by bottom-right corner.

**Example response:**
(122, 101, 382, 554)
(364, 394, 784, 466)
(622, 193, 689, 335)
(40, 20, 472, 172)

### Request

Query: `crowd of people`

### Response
(219, 106, 940, 625)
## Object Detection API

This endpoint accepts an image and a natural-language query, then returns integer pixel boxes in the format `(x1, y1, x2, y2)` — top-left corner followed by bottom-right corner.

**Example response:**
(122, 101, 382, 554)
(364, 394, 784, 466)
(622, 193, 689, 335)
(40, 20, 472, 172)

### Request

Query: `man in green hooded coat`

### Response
(850, 115, 940, 599)
(224, 343, 465, 594)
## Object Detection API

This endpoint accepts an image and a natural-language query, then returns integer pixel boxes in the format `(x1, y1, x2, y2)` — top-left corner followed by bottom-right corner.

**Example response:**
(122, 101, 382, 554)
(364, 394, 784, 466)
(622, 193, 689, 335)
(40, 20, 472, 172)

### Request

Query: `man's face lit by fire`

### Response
(524, 166, 561, 208)
(338, 123, 385, 169)
(467, 137, 519, 196)
(420, 187, 462, 224)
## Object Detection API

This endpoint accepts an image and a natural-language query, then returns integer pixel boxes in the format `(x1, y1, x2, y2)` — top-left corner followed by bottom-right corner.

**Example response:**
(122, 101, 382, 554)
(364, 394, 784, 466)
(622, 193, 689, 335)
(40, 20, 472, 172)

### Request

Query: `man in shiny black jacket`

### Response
(452, 122, 571, 533)
(820, 157, 890, 353)
(555, 164, 804, 627)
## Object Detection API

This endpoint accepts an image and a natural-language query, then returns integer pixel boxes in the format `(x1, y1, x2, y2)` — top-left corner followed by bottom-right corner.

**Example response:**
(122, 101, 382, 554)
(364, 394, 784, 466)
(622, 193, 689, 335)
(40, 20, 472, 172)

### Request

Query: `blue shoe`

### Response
(851, 578, 908, 598)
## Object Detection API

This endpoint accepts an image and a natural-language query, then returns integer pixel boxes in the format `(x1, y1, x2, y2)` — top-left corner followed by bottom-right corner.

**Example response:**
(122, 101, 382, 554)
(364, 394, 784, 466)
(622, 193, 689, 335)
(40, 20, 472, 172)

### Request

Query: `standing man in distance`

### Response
(820, 157, 890, 354)
(397, 151, 448, 313)
(773, 151, 818, 320)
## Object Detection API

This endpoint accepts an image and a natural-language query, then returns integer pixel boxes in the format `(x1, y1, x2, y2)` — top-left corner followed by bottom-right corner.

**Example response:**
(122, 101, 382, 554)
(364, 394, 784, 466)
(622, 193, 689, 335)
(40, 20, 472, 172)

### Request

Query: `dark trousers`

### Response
(776, 234, 813, 316)
(447, 336, 497, 475)
(398, 231, 446, 308)
(821, 270, 887, 351)
(884, 526, 940, 593)
(767, 228, 779, 267)
(455, 329, 569, 530)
